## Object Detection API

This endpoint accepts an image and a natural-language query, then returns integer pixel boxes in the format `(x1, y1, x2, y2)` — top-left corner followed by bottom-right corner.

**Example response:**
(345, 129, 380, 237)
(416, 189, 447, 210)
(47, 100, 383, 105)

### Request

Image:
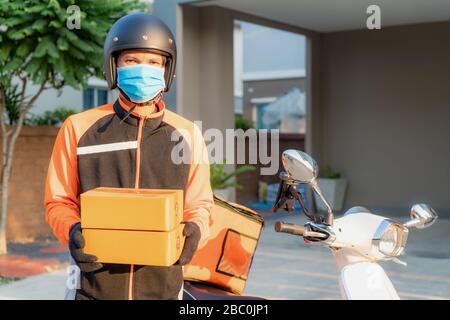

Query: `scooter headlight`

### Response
(373, 220, 409, 257)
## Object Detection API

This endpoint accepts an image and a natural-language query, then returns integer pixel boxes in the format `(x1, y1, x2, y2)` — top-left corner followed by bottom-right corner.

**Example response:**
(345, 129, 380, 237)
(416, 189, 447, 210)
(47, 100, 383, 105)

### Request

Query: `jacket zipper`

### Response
(128, 117, 145, 300)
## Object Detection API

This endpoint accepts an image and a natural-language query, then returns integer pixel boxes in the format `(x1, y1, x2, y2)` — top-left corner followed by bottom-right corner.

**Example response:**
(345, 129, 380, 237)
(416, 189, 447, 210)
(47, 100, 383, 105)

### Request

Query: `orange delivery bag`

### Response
(183, 195, 264, 295)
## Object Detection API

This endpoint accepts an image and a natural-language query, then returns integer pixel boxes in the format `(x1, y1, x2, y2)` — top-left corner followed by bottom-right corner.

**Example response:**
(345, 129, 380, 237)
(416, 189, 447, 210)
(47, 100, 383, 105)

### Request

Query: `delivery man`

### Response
(44, 13, 214, 300)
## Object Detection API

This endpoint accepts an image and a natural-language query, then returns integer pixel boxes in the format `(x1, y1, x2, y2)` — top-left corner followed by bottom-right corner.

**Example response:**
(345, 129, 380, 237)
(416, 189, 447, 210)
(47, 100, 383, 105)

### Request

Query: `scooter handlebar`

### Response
(274, 221, 305, 236)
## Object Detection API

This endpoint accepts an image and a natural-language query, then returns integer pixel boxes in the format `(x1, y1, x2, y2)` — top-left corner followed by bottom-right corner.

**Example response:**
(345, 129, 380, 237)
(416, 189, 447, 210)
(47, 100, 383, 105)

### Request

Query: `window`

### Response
(250, 97, 276, 130)
(97, 89, 108, 106)
(83, 88, 95, 109)
(83, 87, 109, 109)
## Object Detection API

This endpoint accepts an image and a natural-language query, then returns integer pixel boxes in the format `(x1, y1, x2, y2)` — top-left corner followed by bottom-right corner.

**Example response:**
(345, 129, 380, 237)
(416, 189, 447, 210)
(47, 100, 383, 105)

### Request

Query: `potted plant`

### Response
(235, 114, 254, 131)
(210, 163, 256, 201)
(314, 165, 348, 212)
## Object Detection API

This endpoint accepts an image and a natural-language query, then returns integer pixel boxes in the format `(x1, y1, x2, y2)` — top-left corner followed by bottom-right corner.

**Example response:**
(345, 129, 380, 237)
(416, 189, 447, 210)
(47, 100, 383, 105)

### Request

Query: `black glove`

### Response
(69, 222, 103, 272)
(177, 222, 201, 266)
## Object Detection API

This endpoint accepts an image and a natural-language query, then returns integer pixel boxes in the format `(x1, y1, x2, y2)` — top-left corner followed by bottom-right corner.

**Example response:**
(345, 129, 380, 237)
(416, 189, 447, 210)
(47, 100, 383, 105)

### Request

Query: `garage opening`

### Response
(233, 20, 307, 206)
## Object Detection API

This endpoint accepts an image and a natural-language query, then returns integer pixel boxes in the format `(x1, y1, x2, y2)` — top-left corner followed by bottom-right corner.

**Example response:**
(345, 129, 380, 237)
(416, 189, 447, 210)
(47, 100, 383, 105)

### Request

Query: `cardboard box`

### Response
(81, 187, 185, 266)
(83, 226, 184, 266)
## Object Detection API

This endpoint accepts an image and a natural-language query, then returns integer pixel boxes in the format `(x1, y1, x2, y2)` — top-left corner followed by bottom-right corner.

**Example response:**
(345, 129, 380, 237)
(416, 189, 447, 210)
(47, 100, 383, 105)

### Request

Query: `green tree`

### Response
(0, 0, 145, 254)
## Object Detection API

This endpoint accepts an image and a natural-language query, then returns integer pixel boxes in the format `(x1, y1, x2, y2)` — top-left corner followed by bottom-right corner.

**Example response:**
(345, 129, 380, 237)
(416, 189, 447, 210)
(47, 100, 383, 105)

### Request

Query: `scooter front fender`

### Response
(339, 261, 399, 300)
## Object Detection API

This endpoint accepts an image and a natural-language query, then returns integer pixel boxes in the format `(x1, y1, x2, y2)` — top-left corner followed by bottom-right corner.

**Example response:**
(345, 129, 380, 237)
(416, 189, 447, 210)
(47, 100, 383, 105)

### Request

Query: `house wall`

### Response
(1, 127, 59, 242)
(20, 80, 119, 116)
(320, 21, 450, 214)
(242, 77, 306, 120)
(26, 83, 83, 115)
(241, 21, 306, 74)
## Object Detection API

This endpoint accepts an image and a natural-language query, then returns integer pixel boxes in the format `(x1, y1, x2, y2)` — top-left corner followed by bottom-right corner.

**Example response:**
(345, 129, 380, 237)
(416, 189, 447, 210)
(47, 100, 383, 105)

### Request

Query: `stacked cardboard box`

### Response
(81, 187, 184, 266)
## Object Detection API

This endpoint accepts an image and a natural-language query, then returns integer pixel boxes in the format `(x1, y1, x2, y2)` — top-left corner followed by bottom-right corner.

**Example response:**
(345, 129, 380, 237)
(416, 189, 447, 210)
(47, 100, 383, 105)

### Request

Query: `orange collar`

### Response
(118, 94, 166, 119)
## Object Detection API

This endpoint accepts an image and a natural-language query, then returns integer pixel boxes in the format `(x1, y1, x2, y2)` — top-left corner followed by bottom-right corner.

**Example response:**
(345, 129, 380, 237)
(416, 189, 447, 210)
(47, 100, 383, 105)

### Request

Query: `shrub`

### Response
(323, 165, 342, 179)
(27, 107, 76, 126)
(210, 163, 256, 190)
(235, 114, 254, 131)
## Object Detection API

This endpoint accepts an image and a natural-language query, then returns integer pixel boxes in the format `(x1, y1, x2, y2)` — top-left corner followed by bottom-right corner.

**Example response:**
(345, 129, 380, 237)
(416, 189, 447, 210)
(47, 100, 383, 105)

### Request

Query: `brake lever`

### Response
(272, 176, 325, 223)
(391, 257, 407, 267)
(290, 186, 324, 223)
(303, 222, 336, 244)
(304, 230, 328, 239)
(272, 178, 296, 212)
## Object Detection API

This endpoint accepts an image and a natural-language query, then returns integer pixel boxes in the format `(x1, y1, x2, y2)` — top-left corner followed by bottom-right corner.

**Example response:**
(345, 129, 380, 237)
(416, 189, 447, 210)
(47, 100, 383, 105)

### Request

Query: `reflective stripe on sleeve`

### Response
(76, 141, 138, 155)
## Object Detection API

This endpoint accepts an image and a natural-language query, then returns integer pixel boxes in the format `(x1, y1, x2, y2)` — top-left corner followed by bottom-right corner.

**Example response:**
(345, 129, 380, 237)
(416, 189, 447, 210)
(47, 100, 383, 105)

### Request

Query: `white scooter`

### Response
(272, 149, 438, 300)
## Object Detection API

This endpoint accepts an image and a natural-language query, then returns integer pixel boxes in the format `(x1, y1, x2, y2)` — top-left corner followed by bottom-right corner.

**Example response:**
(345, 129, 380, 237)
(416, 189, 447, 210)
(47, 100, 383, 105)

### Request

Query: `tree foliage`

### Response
(0, 0, 145, 90)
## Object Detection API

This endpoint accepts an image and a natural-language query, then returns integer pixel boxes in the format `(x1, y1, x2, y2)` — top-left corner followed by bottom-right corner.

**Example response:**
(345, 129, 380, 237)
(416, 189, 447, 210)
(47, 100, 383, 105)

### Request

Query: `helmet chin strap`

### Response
(119, 90, 163, 124)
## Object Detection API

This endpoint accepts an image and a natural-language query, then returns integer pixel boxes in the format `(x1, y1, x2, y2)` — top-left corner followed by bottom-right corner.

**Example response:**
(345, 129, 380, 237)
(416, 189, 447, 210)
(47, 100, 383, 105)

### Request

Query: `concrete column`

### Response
(178, 5, 235, 199)
(178, 5, 234, 133)
(306, 32, 324, 167)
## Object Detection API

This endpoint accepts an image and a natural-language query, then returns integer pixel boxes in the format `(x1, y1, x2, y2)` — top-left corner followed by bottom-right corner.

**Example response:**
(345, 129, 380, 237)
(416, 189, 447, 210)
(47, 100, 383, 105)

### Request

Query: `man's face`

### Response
(117, 50, 165, 68)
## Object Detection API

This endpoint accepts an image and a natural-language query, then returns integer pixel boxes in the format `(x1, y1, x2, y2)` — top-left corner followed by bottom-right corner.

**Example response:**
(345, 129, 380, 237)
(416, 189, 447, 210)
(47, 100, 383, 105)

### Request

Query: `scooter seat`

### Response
(183, 281, 265, 300)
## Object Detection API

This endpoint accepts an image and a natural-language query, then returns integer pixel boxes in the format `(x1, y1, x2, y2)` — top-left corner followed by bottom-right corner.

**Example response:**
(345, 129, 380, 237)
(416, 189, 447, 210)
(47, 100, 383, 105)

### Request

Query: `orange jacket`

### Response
(44, 96, 213, 246)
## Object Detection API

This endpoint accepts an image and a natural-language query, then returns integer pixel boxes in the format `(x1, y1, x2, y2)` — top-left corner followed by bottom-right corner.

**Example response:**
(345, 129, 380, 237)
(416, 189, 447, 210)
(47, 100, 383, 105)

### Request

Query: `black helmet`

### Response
(103, 13, 177, 92)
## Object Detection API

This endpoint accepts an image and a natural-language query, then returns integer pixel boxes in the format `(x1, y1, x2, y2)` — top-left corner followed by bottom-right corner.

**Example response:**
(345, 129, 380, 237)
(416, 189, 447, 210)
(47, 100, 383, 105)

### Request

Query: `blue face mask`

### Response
(117, 64, 166, 103)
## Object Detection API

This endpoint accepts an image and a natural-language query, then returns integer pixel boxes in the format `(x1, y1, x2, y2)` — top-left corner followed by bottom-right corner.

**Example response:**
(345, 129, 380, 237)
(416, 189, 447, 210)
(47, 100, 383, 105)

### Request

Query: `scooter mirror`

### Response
(404, 204, 438, 229)
(282, 150, 318, 183)
(282, 150, 334, 225)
